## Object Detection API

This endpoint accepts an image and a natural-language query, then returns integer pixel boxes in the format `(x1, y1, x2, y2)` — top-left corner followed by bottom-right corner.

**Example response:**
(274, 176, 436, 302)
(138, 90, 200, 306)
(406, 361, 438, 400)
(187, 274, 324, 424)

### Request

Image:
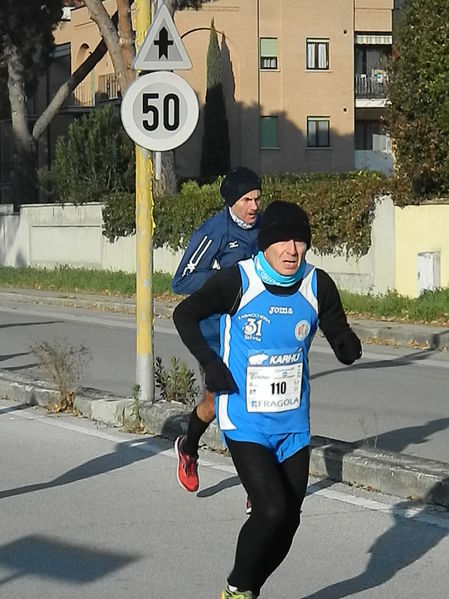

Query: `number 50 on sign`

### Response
(120, 71, 199, 151)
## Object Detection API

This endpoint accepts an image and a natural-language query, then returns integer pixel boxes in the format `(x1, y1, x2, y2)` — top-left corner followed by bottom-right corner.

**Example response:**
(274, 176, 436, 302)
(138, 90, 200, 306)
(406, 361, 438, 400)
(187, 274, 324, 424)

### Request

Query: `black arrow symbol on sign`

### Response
(154, 27, 173, 59)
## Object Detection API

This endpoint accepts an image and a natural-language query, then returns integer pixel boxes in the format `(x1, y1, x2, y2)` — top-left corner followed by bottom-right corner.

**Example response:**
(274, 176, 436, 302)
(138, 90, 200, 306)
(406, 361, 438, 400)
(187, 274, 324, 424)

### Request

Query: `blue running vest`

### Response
(217, 258, 319, 441)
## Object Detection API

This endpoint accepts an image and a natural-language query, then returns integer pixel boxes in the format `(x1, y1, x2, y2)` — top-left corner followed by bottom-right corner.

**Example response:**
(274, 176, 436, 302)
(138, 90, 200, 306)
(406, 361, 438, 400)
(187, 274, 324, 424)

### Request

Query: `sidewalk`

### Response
(1, 286, 449, 509)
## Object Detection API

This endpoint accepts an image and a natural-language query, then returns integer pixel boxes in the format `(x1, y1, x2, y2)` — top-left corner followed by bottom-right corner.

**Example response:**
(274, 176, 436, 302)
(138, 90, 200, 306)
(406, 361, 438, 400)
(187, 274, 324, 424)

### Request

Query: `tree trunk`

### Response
(5, 39, 38, 203)
(117, 0, 135, 87)
(84, 0, 129, 93)
(152, 150, 178, 196)
(165, 0, 175, 16)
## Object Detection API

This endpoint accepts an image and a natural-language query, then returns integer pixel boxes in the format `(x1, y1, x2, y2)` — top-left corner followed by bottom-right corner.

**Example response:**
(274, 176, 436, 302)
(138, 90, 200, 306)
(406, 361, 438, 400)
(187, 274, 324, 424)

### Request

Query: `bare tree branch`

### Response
(33, 34, 112, 140)
(84, 0, 128, 93)
(33, 10, 120, 140)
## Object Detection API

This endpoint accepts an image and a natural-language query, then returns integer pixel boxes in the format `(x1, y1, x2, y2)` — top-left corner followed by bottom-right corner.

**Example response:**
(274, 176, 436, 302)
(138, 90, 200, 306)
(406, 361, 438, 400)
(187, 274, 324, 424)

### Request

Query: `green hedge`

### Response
(260, 171, 388, 256)
(39, 106, 134, 205)
(102, 171, 390, 257)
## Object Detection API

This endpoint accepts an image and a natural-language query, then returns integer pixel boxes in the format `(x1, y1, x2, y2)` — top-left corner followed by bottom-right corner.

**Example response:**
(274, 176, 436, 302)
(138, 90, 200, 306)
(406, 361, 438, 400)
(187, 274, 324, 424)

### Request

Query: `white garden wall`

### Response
(0, 196, 409, 296)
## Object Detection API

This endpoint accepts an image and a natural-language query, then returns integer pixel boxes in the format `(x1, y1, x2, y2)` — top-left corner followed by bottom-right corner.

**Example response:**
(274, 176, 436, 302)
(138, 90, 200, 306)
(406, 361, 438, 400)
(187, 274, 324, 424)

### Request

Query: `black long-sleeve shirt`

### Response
(173, 263, 362, 369)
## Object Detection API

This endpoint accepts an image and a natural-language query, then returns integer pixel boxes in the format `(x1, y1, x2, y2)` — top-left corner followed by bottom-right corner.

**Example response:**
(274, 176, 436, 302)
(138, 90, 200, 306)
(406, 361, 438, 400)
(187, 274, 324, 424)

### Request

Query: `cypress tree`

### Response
(200, 19, 231, 182)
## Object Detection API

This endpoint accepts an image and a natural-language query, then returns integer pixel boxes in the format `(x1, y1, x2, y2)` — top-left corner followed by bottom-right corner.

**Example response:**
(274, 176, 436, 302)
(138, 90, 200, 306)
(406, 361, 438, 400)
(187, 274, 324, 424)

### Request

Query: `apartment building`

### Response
(174, 0, 394, 177)
(0, 0, 394, 202)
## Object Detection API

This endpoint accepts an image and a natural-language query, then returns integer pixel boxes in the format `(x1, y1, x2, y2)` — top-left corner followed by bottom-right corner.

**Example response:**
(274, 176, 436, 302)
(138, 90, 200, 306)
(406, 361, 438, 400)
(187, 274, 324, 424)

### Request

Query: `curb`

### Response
(350, 319, 449, 351)
(1, 369, 448, 509)
(1, 288, 448, 349)
(0, 288, 177, 319)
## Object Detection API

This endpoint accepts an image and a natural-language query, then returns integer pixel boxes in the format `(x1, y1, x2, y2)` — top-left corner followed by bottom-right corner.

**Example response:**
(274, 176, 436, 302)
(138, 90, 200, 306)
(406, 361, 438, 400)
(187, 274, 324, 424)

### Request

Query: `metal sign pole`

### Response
(135, 0, 154, 403)
(121, 1, 198, 401)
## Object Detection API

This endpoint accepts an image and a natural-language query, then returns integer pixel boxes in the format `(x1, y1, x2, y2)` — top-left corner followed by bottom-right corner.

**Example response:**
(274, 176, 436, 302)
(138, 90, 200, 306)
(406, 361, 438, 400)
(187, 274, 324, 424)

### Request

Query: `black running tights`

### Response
(225, 437, 310, 595)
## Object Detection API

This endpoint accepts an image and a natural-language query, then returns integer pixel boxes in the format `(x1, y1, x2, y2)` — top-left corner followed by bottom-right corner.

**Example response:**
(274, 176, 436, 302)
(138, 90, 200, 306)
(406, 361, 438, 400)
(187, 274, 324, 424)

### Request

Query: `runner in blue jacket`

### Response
(173, 167, 262, 493)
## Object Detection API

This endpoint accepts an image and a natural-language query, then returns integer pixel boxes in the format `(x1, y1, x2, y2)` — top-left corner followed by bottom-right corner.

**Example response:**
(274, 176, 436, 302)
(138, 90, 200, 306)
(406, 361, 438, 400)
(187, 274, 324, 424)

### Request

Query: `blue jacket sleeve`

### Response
(172, 219, 223, 295)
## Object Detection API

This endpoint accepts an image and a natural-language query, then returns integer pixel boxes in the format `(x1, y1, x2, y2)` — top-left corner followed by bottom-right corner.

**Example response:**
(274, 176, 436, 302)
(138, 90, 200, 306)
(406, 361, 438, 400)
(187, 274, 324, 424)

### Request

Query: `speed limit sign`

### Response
(120, 71, 199, 151)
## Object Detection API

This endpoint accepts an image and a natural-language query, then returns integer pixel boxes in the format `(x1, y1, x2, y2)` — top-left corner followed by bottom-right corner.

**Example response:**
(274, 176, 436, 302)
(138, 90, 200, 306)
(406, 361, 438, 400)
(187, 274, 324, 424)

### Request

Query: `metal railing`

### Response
(98, 74, 119, 101)
(355, 74, 387, 99)
(68, 74, 119, 108)
(71, 80, 95, 107)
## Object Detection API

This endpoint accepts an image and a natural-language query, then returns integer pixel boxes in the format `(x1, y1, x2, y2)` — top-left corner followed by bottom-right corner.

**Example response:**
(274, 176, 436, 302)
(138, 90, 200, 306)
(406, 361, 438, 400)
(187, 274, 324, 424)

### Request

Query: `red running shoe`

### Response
(245, 496, 252, 515)
(175, 435, 199, 492)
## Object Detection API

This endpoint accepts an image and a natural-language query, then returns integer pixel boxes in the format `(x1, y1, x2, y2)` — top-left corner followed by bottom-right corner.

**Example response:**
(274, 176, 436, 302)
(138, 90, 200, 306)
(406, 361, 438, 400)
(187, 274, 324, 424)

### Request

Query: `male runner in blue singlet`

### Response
(173, 200, 362, 599)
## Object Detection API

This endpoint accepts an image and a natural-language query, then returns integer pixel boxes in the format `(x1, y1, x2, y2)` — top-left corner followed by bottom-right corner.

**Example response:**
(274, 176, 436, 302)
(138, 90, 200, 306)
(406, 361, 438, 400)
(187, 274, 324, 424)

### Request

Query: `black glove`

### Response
(204, 357, 238, 393)
(332, 329, 362, 365)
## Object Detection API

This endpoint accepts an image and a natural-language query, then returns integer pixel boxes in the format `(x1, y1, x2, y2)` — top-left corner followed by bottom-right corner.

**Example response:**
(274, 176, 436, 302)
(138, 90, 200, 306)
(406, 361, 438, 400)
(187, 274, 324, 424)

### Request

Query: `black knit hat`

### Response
(258, 200, 312, 250)
(220, 167, 262, 207)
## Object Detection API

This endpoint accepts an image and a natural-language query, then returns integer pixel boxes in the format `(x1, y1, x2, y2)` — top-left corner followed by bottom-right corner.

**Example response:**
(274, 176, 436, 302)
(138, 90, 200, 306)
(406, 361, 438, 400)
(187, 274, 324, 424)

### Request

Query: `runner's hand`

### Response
(332, 329, 362, 365)
(204, 357, 238, 393)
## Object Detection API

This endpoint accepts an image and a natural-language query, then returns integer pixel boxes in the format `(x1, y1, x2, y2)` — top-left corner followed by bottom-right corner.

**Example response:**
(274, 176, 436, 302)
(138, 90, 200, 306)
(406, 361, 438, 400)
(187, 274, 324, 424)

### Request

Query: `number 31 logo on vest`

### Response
(243, 317, 263, 339)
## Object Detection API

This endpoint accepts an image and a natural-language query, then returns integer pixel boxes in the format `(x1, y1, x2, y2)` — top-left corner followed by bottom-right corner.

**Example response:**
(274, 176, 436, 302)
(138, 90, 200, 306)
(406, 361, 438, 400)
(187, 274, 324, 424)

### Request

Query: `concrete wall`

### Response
(1, 197, 401, 296)
(309, 195, 395, 294)
(0, 204, 134, 273)
(0, 202, 181, 276)
(354, 150, 394, 175)
(3, 197, 448, 298)
(394, 202, 449, 297)
(355, 0, 393, 31)
(0, 211, 29, 267)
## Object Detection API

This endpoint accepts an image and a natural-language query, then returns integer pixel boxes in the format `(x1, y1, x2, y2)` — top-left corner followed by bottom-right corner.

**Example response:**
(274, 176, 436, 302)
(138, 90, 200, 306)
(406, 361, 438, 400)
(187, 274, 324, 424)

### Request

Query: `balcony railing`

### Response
(355, 73, 387, 99)
(68, 74, 119, 108)
(71, 80, 95, 107)
(98, 74, 119, 101)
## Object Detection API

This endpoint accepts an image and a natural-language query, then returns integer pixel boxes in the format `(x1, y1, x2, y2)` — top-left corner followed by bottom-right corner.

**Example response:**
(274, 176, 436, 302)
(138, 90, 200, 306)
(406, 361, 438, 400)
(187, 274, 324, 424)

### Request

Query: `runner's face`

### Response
(231, 189, 261, 225)
(264, 239, 307, 276)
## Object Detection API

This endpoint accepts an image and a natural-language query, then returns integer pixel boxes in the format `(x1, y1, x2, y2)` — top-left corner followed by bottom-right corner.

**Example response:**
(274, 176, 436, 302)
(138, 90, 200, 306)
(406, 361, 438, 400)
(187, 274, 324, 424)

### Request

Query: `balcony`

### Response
(71, 80, 95, 107)
(98, 74, 119, 101)
(355, 72, 388, 109)
(355, 73, 387, 99)
(68, 74, 120, 108)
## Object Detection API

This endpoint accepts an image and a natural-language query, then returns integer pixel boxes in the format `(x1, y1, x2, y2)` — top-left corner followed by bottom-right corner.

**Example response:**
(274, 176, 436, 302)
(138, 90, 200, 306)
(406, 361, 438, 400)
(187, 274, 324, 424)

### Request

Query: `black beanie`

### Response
(258, 200, 312, 250)
(220, 167, 262, 207)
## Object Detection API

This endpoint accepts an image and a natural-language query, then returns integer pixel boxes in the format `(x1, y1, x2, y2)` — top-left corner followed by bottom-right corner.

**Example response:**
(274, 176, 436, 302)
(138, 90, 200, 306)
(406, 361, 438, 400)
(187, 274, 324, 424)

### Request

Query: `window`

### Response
(355, 121, 390, 151)
(354, 44, 390, 98)
(306, 39, 329, 70)
(307, 117, 330, 147)
(260, 38, 278, 70)
(354, 44, 390, 77)
(260, 116, 279, 148)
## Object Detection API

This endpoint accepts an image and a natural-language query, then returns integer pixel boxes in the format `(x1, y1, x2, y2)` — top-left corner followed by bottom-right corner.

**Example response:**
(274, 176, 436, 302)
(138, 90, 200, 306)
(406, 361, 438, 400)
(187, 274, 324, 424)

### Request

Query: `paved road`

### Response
(1, 398, 448, 598)
(1, 297, 449, 463)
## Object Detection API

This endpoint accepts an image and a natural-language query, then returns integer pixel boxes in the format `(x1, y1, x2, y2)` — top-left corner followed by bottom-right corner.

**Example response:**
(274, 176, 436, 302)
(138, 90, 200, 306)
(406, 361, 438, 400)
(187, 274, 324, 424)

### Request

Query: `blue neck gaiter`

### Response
(254, 251, 306, 287)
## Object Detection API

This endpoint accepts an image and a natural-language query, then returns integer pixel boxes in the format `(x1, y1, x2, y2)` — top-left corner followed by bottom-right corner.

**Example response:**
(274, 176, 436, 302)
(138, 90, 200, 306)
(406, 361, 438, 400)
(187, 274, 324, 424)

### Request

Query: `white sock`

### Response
(227, 584, 238, 592)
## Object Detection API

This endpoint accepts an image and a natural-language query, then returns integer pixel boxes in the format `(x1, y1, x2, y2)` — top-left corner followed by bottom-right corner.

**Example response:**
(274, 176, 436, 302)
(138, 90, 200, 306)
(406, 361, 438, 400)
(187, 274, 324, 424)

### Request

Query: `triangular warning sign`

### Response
(133, 5, 192, 71)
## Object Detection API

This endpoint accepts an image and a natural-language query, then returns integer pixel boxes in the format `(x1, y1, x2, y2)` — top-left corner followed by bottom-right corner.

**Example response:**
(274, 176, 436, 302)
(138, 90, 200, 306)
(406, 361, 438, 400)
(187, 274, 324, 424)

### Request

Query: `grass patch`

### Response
(340, 288, 449, 325)
(0, 266, 172, 297)
(1, 266, 448, 325)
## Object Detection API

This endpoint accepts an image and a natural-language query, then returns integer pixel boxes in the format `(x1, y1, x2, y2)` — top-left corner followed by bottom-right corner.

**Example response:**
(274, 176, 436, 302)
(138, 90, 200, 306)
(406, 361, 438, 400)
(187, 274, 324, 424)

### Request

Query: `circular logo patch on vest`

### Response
(295, 320, 310, 341)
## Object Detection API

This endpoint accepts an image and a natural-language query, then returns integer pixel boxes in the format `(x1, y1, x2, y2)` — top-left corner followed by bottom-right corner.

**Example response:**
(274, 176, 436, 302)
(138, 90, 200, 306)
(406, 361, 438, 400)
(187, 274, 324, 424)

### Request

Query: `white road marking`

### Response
(3, 401, 449, 530)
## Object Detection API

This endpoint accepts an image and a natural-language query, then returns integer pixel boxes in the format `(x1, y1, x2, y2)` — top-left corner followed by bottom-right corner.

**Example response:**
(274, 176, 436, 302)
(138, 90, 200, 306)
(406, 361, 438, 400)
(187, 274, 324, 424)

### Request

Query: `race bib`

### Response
(246, 350, 303, 413)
